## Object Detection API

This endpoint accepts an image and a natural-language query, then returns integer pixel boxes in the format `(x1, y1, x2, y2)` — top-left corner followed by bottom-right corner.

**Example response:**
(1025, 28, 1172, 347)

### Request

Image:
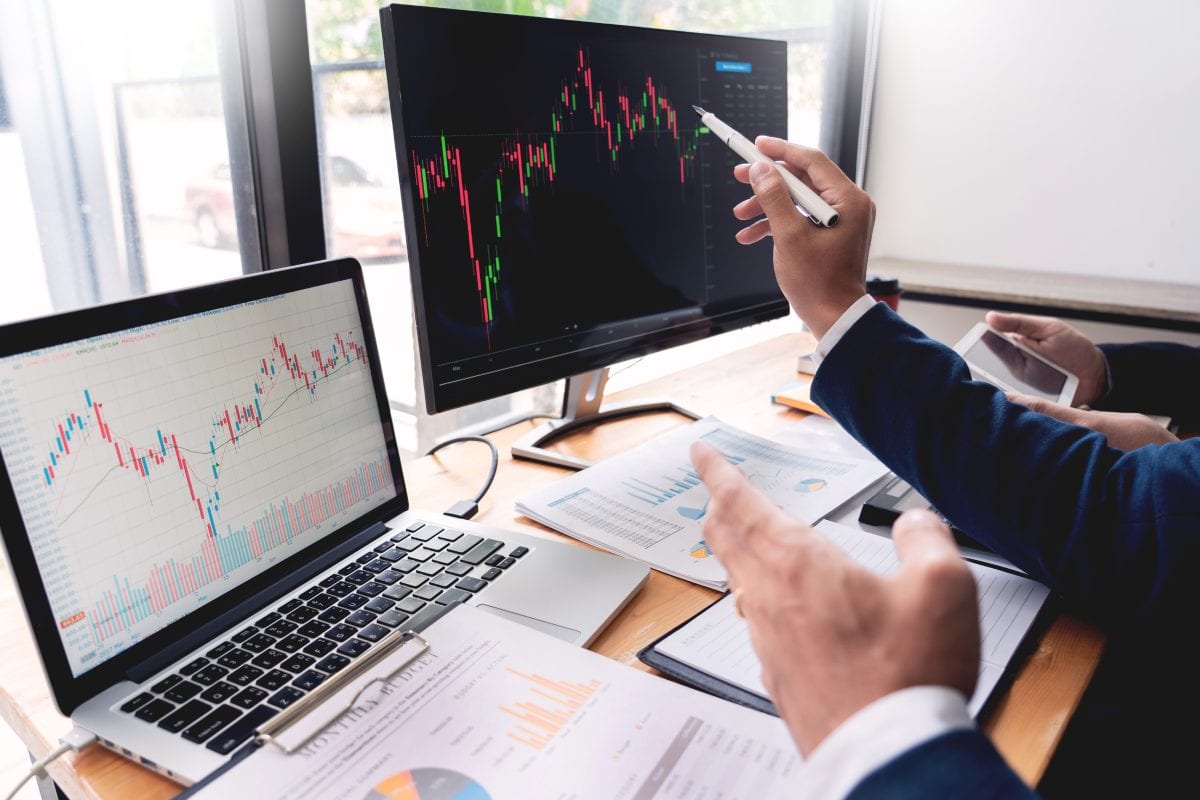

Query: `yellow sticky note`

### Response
(770, 376, 829, 417)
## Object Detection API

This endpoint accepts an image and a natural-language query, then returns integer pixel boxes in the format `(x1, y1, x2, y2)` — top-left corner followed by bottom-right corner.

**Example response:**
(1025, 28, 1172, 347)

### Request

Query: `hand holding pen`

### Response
(693, 106, 839, 227)
(721, 131, 878, 340)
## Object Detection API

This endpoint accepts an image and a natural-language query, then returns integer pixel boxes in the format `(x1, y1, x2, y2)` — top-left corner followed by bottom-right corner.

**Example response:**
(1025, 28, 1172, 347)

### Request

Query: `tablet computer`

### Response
(953, 322, 1079, 404)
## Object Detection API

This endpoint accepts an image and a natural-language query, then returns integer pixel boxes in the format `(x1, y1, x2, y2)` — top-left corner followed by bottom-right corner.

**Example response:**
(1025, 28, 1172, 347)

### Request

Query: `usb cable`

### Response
(427, 435, 500, 519)
(3, 727, 96, 800)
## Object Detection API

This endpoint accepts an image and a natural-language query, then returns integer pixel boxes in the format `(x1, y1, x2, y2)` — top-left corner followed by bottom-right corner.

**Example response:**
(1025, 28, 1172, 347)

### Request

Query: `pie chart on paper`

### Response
(365, 768, 491, 800)
(793, 478, 828, 493)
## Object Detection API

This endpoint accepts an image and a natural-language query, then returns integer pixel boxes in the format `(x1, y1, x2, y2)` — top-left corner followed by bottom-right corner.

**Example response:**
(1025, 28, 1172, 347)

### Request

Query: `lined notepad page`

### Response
(654, 520, 1050, 716)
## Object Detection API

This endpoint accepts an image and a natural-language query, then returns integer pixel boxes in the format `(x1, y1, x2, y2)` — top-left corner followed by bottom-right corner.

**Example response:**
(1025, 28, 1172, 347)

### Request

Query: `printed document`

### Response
(653, 520, 1050, 716)
(516, 416, 889, 589)
(187, 604, 803, 799)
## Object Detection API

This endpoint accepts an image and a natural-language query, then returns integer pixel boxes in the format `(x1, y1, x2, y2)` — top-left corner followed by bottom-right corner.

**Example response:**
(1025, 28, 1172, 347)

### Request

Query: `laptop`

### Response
(0, 259, 649, 785)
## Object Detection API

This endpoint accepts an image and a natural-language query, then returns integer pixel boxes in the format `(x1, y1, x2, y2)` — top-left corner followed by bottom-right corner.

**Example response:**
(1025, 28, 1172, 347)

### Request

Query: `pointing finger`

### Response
(891, 509, 959, 569)
(690, 441, 787, 571)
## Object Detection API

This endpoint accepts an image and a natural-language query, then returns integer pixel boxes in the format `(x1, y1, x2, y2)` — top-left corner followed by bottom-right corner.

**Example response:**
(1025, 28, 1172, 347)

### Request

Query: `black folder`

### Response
(636, 595, 778, 717)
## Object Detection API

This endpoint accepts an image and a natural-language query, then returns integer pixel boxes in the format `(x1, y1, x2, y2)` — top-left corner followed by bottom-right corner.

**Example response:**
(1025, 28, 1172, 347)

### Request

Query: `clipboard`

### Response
(636, 595, 778, 718)
(638, 518, 1056, 724)
(179, 600, 458, 797)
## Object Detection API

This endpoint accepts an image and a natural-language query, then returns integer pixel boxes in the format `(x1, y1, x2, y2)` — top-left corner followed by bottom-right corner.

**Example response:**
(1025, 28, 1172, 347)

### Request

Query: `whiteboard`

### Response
(865, 0, 1200, 289)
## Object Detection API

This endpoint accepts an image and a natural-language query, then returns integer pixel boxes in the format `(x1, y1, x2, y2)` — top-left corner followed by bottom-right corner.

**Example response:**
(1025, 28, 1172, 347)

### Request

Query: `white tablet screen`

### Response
(962, 330, 1067, 401)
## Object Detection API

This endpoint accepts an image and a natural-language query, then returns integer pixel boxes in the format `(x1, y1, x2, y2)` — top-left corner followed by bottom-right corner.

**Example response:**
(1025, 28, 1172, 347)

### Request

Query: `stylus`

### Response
(692, 106, 839, 228)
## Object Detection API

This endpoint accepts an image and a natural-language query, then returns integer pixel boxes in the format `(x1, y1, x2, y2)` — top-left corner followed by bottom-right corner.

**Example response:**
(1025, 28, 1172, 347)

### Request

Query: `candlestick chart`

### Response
(407, 47, 704, 350)
(0, 281, 397, 675)
(389, 7, 789, 408)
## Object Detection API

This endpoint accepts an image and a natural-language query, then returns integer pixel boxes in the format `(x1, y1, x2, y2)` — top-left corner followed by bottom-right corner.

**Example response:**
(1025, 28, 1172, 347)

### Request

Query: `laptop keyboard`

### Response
(114, 520, 528, 755)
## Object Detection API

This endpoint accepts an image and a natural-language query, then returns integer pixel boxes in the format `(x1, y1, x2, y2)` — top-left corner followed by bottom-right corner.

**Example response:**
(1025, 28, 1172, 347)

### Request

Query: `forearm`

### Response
(811, 304, 1200, 623)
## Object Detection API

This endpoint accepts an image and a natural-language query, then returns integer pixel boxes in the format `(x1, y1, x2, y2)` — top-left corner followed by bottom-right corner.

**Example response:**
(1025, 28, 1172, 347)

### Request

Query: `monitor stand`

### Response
(511, 368, 702, 470)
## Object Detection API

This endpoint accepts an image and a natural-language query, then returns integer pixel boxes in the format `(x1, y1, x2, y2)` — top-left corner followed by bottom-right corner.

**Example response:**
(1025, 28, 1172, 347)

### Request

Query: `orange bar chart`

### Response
(501, 669, 602, 751)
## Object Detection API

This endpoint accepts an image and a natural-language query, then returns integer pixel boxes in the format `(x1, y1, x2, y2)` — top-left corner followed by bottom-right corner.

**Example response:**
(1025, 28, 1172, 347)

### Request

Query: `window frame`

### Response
(222, 0, 328, 271)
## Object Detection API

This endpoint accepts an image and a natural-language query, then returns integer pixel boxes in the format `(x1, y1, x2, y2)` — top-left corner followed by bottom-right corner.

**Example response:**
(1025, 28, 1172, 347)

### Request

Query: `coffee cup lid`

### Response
(866, 276, 901, 294)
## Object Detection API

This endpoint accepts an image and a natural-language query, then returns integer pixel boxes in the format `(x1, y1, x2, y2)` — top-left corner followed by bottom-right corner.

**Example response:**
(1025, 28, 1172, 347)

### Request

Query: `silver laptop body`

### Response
(0, 260, 648, 785)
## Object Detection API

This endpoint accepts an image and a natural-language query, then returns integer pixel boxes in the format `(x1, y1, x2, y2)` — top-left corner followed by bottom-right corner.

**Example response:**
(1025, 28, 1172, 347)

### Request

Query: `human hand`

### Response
(690, 442, 979, 757)
(732, 138, 875, 339)
(1006, 392, 1180, 451)
(985, 311, 1108, 406)
(979, 330, 1068, 396)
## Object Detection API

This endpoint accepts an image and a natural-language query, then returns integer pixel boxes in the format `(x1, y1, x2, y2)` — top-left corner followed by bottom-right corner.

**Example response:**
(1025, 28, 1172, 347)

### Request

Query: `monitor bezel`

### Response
(380, 4, 791, 414)
(0, 258, 408, 713)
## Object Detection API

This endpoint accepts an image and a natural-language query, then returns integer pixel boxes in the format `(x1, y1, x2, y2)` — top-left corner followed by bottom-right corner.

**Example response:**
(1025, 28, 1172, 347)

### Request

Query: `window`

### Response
(0, 46, 54, 325)
(0, 120, 53, 325)
(0, 0, 259, 325)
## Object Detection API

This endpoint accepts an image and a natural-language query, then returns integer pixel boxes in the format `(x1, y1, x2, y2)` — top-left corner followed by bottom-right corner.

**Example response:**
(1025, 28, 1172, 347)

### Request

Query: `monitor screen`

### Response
(0, 273, 398, 678)
(381, 6, 791, 412)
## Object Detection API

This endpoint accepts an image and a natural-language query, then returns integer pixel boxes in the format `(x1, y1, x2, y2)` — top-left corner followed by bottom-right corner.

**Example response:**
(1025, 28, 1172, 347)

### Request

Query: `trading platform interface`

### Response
(386, 8, 788, 408)
(0, 280, 396, 676)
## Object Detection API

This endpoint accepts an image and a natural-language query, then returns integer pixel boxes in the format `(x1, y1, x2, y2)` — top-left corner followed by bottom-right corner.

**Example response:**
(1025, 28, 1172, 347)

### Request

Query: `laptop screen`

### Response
(0, 276, 397, 678)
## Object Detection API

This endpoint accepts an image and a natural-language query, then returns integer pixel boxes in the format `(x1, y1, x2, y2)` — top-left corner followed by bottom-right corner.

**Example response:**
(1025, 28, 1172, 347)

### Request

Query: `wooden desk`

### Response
(0, 332, 1104, 797)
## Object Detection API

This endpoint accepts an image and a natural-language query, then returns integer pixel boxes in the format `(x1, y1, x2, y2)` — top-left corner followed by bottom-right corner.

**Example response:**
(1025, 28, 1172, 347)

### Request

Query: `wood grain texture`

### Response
(979, 614, 1105, 785)
(0, 331, 1104, 796)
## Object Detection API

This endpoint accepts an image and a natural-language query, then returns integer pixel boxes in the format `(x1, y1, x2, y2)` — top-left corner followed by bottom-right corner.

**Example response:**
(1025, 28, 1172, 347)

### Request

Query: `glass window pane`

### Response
(0, 0, 255, 323)
(123, 75, 246, 292)
(0, 131, 53, 324)
(308, 2, 415, 410)
(311, 62, 415, 408)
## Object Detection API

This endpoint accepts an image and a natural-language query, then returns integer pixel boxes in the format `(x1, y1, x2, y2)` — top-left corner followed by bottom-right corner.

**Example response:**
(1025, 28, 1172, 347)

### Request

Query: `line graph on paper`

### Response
(0, 280, 396, 676)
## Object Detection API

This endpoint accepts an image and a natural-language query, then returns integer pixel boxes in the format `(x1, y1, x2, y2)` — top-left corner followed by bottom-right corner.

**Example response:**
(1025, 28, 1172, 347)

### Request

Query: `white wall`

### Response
(865, 0, 1200, 287)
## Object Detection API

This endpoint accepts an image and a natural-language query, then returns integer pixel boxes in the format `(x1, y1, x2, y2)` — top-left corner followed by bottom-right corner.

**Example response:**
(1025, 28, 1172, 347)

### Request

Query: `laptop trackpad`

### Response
(474, 604, 581, 643)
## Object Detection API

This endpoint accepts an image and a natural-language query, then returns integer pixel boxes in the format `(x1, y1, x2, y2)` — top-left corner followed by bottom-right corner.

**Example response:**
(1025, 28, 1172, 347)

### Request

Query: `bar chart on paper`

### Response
(501, 668, 603, 752)
(516, 416, 890, 589)
(0, 281, 396, 676)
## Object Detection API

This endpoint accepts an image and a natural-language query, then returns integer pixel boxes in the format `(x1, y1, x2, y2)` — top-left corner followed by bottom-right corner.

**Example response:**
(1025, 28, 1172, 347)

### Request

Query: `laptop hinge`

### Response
(125, 520, 391, 684)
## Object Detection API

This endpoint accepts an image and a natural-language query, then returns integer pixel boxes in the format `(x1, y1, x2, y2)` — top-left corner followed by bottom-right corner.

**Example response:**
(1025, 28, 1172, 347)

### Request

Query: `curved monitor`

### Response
(380, 6, 789, 422)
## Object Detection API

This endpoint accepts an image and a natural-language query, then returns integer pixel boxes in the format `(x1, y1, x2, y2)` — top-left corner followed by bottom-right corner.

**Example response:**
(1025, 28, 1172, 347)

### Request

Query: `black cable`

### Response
(426, 435, 499, 518)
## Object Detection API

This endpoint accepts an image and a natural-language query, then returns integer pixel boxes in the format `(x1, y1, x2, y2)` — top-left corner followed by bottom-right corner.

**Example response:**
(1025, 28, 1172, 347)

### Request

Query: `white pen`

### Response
(692, 105, 839, 228)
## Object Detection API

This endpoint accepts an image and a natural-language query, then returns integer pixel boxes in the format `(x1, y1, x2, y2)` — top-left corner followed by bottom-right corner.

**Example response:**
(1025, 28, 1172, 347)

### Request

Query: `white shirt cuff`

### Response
(796, 686, 973, 799)
(812, 294, 877, 366)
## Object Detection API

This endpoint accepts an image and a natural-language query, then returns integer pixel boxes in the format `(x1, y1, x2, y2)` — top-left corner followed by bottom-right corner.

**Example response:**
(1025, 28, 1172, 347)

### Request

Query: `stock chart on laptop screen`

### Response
(0, 280, 396, 676)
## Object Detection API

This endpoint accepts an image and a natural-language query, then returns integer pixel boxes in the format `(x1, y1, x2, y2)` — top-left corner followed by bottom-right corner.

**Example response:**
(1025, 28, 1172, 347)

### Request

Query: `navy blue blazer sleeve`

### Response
(810, 303, 1200, 626)
(1096, 342, 1200, 426)
(848, 730, 1037, 799)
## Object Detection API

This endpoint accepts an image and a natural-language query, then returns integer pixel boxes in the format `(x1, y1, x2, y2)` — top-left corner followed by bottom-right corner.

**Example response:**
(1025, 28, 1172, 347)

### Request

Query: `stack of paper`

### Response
(516, 416, 890, 589)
